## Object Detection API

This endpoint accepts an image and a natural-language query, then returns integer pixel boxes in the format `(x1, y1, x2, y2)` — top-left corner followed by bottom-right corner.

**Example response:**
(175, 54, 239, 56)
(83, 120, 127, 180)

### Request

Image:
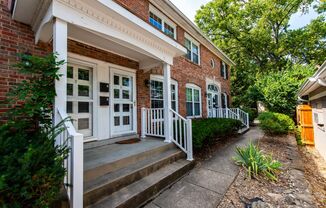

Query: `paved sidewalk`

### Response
(144, 127, 264, 208)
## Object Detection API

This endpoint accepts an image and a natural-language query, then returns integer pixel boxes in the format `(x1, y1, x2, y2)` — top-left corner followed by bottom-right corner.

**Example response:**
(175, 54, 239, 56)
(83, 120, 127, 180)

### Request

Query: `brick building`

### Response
(1, 0, 246, 207)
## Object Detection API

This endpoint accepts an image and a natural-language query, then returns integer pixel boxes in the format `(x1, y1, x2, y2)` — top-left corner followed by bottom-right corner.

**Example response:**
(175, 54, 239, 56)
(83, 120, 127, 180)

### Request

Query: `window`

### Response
(150, 76, 178, 111)
(149, 5, 176, 39)
(210, 59, 215, 69)
(186, 84, 201, 117)
(222, 93, 229, 108)
(184, 34, 200, 65)
(220, 61, 228, 79)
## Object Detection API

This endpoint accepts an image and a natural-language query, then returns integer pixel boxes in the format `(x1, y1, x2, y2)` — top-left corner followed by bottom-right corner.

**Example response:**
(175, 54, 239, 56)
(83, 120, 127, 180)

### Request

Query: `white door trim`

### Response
(109, 67, 137, 138)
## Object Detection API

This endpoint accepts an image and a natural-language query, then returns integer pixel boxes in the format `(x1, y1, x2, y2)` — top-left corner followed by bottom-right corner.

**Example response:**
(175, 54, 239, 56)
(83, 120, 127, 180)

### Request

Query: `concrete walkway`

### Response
(144, 127, 264, 208)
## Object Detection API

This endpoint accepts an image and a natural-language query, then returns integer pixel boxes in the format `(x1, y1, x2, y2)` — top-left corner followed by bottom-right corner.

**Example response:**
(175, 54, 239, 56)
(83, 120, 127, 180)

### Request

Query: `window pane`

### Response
(164, 23, 174, 38)
(186, 88, 192, 101)
(67, 84, 73, 96)
(172, 101, 176, 111)
(67, 101, 73, 113)
(78, 102, 89, 113)
(194, 89, 200, 102)
(123, 116, 130, 125)
(151, 100, 164, 109)
(122, 90, 130, 99)
(114, 104, 120, 112)
(151, 80, 163, 100)
(78, 68, 90, 81)
(192, 44, 198, 55)
(193, 53, 199, 64)
(185, 39, 192, 60)
(78, 85, 89, 97)
(114, 75, 119, 85)
(122, 77, 130, 87)
(78, 118, 89, 130)
(67, 66, 73, 79)
(194, 103, 200, 116)
(123, 104, 130, 112)
(186, 102, 193, 116)
(114, 89, 120, 99)
(149, 12, 162, 30)
(114, 116, 120, 126)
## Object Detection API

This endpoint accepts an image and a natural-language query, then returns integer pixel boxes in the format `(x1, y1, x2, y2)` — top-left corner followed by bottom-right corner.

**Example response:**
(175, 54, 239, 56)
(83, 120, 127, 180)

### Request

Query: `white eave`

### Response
(298, 61, 326, 97)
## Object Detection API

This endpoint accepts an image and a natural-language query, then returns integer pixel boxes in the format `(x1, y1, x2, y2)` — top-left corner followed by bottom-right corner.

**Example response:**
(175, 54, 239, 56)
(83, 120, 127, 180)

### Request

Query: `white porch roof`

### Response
(12, 0, 187, 67)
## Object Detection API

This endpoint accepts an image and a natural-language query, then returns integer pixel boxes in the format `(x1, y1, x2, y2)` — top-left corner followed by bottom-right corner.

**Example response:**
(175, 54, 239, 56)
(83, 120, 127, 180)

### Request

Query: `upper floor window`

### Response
(149, 5, 177, 39)
(184, 33, 200, 65)
(220, 61, 228, 79)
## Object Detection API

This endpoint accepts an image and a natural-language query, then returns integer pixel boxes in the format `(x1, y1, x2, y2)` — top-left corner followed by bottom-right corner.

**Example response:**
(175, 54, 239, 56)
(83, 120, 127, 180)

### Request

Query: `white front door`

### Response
(111, 70, 135, 135)
(67, 64, 93, 138)
(207, 84, 220, 118)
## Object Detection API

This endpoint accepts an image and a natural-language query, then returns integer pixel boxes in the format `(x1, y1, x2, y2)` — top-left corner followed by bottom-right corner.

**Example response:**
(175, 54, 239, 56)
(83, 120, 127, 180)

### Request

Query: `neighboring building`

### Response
(298, 61, 326, 161)
(1, 0, 248, 207)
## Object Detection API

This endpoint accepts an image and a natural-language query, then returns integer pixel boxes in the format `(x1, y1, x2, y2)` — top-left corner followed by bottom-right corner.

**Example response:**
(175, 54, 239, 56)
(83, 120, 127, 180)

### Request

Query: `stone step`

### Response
(84, 148, 185, 206)
(87, 159, 194, 208)
(84, 141, 175, 182)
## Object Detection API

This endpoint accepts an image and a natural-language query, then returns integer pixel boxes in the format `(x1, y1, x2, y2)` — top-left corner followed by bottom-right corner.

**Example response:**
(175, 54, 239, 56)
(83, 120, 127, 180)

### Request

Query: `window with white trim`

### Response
(186, 84, 201, 117)
(150, 76, 178, 111)
(149, 5, 177, 39)
(220, 61, 228, 79)
(221, 92, 229, 108)
(184, 33, 200, 65)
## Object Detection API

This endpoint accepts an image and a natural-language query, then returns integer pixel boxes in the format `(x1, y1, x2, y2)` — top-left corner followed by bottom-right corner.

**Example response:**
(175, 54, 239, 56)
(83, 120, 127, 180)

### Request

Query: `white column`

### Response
(53, 18, 67, 124)
(163, 63, 172, 143)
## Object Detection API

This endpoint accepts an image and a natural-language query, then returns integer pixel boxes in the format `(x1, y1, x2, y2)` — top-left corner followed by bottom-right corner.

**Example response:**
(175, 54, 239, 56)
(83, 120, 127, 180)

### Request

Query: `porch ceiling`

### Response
(68, 25, 159, 67)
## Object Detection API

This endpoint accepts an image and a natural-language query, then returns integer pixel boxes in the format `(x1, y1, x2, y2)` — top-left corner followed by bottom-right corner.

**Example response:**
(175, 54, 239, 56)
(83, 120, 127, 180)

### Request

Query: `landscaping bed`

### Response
(218, 134, 318, 208)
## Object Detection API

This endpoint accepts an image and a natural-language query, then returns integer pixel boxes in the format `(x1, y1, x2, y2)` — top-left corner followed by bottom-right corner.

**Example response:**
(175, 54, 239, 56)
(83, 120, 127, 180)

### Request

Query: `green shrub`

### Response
(258, 112, 295, 135)
(295, 126, 303, 145)
(241, 107, 258, 125)
(192, 118, 242, 149)
(0, 54, 67, 207)
(233, 142, 282, 181)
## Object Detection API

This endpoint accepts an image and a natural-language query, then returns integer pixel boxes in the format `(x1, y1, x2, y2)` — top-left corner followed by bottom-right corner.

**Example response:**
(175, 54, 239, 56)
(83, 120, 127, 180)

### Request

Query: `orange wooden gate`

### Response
(296, 105, 314, 145)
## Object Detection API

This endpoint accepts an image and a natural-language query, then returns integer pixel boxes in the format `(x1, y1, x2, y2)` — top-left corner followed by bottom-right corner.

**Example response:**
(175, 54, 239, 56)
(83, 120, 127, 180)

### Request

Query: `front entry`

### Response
(111, 68, 136, 136)
(207, 84, 220, 118)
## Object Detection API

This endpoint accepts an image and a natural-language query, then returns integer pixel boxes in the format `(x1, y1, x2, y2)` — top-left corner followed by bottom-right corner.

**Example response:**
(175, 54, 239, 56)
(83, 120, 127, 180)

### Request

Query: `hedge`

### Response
(258, 112, 295, 135)
(192, 118, 242, 149)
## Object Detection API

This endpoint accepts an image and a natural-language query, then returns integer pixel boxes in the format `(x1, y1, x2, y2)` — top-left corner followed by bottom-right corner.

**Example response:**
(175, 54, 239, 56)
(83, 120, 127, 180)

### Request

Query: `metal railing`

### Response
(57, 108, 83, 208)
(214, 107, 249, 129)
(141, 107, 193, 161)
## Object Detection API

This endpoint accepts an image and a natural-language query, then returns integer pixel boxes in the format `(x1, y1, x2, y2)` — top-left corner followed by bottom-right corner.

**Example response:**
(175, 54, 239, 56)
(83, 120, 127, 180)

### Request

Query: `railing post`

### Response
(186, 119, 193, 161)
(141, 107, 146, 139)
(163, 63, 172, 143)
(71, 133, 83, 208)
(246, 112, 250, 128)
(237, 108, 240, 120)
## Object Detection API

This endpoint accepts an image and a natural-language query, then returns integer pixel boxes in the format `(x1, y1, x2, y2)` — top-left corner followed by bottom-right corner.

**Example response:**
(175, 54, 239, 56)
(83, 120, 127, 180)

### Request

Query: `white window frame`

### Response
(149, 5, 177, 39)
(221, 61, 227, 79)
(222, 92, 228, 108)
(150, 75, 178, 112)
(186, 83, 202, 118)
(184, 33, 200, 65)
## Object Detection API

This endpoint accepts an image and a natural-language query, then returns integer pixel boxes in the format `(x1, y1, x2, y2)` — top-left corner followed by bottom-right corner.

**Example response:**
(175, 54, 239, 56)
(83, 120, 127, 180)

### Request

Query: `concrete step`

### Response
(84, 148, 185, 206)
(87, 159, 195, 208)
(84, 140, 175, 182)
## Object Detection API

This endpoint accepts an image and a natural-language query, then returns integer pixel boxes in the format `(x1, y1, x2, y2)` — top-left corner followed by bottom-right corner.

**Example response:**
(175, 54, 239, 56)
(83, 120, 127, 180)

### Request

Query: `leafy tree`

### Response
(255, 64, 314, 116)
(195, 0, 325, 109)
(0, 54, 68, 207)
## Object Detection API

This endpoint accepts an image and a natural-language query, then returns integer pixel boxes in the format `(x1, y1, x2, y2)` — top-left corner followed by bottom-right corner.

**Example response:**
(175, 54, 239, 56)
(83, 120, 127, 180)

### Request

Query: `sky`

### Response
(169, 0, 319, 29)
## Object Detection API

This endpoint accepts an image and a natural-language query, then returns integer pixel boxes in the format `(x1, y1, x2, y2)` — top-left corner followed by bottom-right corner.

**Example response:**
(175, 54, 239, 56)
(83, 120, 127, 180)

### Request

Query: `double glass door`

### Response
(67, 64, 93, 138)
(112, 73, 134, 134)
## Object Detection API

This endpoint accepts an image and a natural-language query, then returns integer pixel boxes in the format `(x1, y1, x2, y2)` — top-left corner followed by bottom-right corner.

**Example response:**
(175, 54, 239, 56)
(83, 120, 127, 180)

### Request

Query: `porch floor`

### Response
(84, 137, 166, 171)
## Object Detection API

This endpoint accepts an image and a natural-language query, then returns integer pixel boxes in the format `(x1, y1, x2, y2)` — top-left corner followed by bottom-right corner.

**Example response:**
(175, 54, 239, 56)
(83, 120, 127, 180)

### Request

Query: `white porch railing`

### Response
(57, 108, 83, 208)
(214, 108, 249, 129)
(141, 107, 193, 161)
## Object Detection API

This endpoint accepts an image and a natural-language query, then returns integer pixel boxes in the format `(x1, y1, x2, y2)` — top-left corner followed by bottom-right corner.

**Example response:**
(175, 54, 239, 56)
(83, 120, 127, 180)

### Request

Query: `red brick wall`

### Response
(0, 0, 51, 116)
(113, 0, 149, 22)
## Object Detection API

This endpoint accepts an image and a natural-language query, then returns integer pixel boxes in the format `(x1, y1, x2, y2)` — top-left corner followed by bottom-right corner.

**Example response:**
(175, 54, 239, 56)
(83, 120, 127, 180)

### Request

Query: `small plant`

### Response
(192, 118, 242, 148)
(233, 142, 282, 181)
(258, 112, 295, 135)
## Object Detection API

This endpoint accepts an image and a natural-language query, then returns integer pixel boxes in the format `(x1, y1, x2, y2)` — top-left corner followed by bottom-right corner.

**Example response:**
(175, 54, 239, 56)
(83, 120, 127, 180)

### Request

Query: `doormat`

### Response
(115, 138, 141, 144)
